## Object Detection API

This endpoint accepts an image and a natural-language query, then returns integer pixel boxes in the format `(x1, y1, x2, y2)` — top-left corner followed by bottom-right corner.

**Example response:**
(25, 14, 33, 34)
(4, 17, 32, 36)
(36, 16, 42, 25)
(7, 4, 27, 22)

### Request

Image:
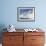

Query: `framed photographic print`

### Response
(17, 7, 35, 22)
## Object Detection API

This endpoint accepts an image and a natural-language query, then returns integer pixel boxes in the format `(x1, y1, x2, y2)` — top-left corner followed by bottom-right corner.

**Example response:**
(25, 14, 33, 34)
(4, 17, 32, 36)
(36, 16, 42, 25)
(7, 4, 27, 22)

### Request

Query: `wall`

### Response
(0, 0, 46, 43)
(0, 0, 46, 30)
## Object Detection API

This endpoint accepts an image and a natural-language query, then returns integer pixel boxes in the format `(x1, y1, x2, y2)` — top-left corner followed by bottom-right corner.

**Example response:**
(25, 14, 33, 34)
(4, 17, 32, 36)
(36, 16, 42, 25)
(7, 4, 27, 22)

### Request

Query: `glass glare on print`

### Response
(17, 7, 35, 22)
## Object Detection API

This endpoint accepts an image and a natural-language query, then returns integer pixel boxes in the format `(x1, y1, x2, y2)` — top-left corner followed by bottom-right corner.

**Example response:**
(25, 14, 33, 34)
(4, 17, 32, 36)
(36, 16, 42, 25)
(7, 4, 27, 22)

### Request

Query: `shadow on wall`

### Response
(0, 24, 7, 43)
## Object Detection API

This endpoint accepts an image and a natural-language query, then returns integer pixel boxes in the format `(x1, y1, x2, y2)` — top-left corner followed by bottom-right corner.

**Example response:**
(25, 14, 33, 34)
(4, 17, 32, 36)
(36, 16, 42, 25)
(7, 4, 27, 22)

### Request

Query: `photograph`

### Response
(17, 7, 35, 22)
